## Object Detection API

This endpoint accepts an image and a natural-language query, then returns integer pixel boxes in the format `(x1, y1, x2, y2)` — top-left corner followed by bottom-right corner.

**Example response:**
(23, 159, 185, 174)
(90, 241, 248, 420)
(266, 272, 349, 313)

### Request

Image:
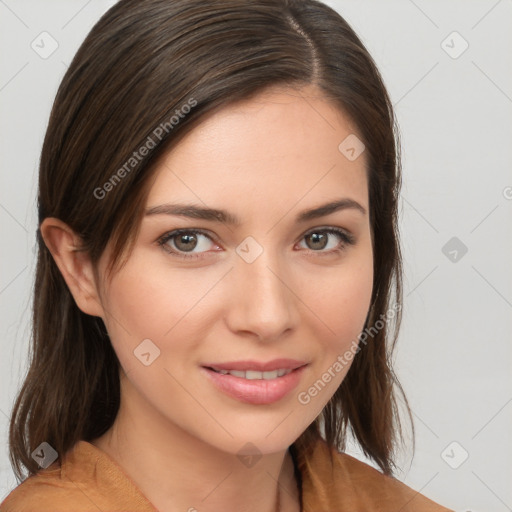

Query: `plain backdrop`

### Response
(1, 1, 511, 510)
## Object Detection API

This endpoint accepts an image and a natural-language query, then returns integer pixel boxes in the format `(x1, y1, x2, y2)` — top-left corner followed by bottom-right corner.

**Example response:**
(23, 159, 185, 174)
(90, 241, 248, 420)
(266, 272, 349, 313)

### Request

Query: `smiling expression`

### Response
(93, 84, 374, 455)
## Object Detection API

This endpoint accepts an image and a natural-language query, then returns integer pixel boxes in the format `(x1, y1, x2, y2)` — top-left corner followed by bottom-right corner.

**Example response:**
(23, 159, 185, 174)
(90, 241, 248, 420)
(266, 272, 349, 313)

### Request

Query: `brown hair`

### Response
(8, 0, 413, 482)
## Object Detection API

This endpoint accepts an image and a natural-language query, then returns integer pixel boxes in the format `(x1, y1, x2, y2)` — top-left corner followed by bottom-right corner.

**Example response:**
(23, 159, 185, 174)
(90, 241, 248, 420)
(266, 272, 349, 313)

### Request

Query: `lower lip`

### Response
(201, 365, 307, 405)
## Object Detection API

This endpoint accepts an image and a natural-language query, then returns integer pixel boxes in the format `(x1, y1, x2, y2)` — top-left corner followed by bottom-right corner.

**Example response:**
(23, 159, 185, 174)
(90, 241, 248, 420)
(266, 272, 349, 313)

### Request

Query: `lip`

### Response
(201, 363, 308, 405)
(202, 359, 307, 372)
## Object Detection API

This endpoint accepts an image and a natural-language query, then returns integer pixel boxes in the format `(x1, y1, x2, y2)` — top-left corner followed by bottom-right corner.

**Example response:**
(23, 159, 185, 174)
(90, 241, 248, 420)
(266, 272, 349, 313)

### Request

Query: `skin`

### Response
(41, 84, 373, 512)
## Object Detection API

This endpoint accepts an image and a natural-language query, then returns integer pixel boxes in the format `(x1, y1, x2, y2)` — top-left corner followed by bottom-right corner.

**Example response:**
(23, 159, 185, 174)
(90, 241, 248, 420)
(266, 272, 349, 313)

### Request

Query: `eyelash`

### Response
(157, 227, 355, 261)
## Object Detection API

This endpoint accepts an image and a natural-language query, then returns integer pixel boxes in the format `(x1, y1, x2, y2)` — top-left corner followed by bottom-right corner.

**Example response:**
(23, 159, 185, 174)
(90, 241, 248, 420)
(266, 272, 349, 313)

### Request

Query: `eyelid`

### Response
(299, 225, 355, 246)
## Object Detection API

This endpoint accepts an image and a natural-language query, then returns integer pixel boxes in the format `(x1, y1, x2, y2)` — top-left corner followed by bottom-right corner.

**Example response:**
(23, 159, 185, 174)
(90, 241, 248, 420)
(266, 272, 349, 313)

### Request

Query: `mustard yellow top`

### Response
(0, 439, 452, 511)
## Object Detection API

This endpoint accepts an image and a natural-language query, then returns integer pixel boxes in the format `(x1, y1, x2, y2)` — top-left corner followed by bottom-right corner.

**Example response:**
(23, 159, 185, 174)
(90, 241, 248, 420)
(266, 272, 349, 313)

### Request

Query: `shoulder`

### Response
(0, 466, 94, 512)
(298, 438, 454, 512)
(0, 441, 156, 512)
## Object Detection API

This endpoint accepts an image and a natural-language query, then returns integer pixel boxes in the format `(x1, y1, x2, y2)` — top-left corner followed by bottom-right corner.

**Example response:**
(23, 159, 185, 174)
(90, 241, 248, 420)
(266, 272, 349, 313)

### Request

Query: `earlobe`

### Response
(39, 217, 105, 318)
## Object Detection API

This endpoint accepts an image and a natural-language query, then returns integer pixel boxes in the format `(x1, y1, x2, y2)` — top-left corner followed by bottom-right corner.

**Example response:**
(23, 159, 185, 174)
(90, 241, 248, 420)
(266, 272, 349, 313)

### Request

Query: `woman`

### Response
(1, 0, 452, 510)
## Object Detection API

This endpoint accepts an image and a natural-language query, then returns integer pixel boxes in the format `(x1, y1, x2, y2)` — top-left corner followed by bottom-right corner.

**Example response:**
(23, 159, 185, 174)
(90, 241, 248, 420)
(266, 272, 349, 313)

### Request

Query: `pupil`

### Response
(308, 232, 327, 250)
(175, 233, 197, 252)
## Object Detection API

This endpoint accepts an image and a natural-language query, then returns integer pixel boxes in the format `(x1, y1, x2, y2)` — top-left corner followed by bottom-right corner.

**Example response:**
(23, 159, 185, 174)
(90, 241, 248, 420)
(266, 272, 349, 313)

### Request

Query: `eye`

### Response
(297, 227, 355, 253)
(157, 229, 219, 259)
(157, 226, 355, 260)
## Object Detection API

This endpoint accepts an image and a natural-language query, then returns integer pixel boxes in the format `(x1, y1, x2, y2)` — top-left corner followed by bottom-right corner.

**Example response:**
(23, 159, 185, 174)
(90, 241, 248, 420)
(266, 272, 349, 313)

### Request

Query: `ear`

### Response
(40, 217, 105, 318)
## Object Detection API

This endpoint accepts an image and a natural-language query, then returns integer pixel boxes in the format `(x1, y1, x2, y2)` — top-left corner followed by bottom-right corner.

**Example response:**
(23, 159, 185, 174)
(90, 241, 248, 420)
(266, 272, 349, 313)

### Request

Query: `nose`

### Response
(224, 248, 299, 342)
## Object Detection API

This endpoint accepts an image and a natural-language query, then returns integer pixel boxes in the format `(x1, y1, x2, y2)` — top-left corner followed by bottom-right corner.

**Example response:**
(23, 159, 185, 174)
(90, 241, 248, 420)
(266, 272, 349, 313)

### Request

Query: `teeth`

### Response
(212, 368, 293, 379)
(245, 370, 263, 380)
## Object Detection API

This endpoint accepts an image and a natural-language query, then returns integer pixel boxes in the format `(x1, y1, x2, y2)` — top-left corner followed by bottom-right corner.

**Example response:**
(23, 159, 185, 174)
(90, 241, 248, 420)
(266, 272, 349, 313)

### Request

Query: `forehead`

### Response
(146, 85, 368, 219)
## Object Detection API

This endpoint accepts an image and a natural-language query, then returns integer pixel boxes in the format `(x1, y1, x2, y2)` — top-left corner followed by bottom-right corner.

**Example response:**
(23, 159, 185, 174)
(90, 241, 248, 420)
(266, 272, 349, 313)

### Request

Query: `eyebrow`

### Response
(144, 198, 366, 225)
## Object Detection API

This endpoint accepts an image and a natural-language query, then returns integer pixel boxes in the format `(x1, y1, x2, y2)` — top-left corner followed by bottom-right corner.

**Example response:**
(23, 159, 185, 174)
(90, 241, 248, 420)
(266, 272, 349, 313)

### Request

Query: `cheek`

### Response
(98, 256, 216, 372)
(307, 251, 374, 345)
(332, 264, 373, 341)
(98, 249, 252, 392)
(296, 248, 374, 403)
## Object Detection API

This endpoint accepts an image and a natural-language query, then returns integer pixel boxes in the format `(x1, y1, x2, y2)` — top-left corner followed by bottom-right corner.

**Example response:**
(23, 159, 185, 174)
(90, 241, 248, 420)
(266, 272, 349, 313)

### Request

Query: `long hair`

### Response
(8, 0, 412, 481)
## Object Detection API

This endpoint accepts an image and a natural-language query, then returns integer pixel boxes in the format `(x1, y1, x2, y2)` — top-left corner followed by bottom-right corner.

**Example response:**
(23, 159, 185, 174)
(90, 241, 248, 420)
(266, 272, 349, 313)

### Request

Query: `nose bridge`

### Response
(227, 242, 297, 340)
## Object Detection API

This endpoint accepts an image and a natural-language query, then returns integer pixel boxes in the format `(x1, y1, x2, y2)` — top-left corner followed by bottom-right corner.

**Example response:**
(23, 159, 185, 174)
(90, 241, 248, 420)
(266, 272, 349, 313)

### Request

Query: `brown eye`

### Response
(298, 228, 355, 253)
(158, 229, 218, 258)
(174, 233, 198, 252)
(305, 232, 328, 250)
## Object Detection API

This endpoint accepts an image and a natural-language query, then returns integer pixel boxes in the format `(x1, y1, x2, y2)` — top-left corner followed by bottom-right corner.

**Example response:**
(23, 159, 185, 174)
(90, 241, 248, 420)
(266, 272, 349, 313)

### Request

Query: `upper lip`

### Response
(203, 359, 307, 372)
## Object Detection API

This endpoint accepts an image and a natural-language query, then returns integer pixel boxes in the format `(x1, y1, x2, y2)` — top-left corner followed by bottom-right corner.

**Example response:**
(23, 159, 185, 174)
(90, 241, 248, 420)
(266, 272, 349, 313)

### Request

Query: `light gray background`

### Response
(1, 1, 511, 510)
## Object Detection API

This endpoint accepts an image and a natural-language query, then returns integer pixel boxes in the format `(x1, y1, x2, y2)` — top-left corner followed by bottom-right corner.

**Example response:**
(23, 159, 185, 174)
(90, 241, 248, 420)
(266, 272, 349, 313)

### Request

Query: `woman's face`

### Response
(95, 85, 373, 455)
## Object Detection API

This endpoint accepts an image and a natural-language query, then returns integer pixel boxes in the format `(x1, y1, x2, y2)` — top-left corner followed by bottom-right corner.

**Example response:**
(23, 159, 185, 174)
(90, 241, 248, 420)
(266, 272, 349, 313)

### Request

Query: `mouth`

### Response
(201, 361, 309, 405)
(206, 367, 295, 380)
(202, 358, 307, 373)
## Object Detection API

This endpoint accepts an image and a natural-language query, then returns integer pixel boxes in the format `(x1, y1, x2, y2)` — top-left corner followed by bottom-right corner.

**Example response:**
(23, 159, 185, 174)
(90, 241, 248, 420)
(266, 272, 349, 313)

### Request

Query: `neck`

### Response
(91, 374, 300, 512)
